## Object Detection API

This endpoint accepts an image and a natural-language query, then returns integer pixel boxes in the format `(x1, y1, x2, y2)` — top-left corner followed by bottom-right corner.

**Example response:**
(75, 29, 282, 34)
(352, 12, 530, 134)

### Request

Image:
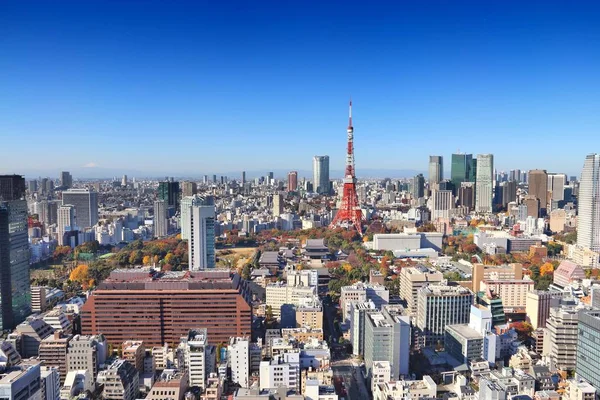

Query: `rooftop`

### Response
(446, 324, 483, 340)
(97, 268, 242, 290)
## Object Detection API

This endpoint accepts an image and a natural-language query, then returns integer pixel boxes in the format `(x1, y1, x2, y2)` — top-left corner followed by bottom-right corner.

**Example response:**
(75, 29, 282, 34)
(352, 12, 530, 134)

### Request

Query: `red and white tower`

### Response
(330, 100, 363, 234)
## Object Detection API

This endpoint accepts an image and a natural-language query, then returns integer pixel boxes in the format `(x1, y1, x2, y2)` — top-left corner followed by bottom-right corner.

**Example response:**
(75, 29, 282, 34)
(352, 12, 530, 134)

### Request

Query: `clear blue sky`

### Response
(1, 1, 599, 177)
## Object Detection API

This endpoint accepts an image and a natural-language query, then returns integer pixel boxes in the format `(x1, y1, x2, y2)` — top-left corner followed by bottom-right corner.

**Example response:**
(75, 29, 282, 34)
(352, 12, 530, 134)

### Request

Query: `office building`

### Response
(287, 171, 298, 192)
(157, 180, 180, 212)
(411, 174, 425, 199)
(480, 279, 534, 310)
(81, 269, 251, 347)
(67, 334, 107, 380)
(181, 181, 197, 197)
(340, 282, 389, 321)
(312, 156, 330, 195)
(259, 352, 300, 392)
(181, 195, 213, 241)
(39, 200, 58, 227)
(528, 170, 548, 216)
(0, 359, 42, 399)
(153, 200, 168, 238)
(229, 337, 250, 388)
(451, 153, 474, 194)
(430, 189, 453, 219)
(578, 154, 600, 252)
(525, 290, 564, 330)
(60, 171, 73, 188)
(363, 305, 411, 380)
(273, 193, 283, 217)
(475, 154, 494, 213)
(38, 331, 72, 384)
(399, 266, 443, 315)
(0, 175, 31, 330)
(416, 283, 474, 347)
(122, 340, 145, 373)
(544, 306, 579, 371)
(266, 283, 316, 318)
(61, 189, 98, 229)
(428, 156, 443, 188)
(40, 366, 60, 400)
(548, 173, 566, 202)
(458, 182, 475, 211)
(576, 309, 600, 392)
(188, 204, 216, 270)
(350, 300, 377, 356)
(101, 359, 139, 400)
(523, 195, 540, 219)
(180, 329, 209, 389)
(57, 204, 76, 246)
(472, 263, 523, 293)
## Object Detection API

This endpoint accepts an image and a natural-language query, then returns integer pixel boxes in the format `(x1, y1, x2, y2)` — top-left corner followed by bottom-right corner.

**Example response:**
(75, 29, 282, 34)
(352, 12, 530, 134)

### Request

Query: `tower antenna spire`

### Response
(348, 98, 352, 128)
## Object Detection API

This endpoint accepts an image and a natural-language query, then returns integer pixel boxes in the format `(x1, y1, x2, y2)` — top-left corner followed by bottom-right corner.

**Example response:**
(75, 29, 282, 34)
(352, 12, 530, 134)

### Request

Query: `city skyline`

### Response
(2, 1, 600, 176)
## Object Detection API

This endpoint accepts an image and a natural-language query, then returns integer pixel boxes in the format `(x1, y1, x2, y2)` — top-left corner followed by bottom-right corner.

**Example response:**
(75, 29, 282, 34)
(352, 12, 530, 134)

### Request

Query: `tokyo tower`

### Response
(330, 100, 363, 234)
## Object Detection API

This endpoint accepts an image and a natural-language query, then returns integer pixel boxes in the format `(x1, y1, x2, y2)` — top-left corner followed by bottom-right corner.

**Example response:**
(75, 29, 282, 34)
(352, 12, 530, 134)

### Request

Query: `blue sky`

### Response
(1, 1, 599, 177)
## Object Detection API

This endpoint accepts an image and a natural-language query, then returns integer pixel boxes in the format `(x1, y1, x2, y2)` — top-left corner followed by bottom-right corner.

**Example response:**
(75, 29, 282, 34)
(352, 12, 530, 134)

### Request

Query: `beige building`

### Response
(399, 266, 443, 315)
(472, 263, 523, 293)
(266, 283, 316, 318)
(101, 359, 139, 400)
(373, 376, 437, 400)
(296, 301, 323, 330)
(566, 245, 600, 268)
(281, 327, 324, 342)
(38, 331, 72, 384)
(146, 370, 188, 400)
(550, 209, 567, 233)
(526, 290, 564, 330)
(122, 340, 145, 373)
(201, 373, 223, 400)
(480, 279, 534, 310)
(543, 306, 580, 371)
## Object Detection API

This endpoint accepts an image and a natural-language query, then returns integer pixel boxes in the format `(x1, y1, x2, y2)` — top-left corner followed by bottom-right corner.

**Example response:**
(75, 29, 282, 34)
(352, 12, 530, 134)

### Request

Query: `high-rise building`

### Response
(399, 266, 443, 316)
(475, 154, 494, 213)
(287, 171, 298, 192)
(241, 171, 246, 185)
(81, 270, 251, 347)
(313, 156, 330, 195)
(157, 180, 180, 212)
(430, 189, 453, 220)
(153, 200, 168, 238)
(525, 290, 563, 330)
(188, 204, 216, 270)
(273, 193, 283, 217)
(0, 175, 31, 330)
(578, 154, 600, 252)
(67, 334, 107, 381)
(576, 309, 600, 392)
(38, 331, 72, 384)
(28, 180, 38, 193)
(62, 189, 98, 229)
(458, 182, 475, 211)
(428, 156, 443, 188)
(416, 283, 474, 347)
(528, 170, 548, 216)
(181, 181, 197, 197)
(451, 153, 473, 194)
(181, 195, 213, 241)
(57, 204, 76, 246)
(121, 175, 128, 187)
(39, 200, 59, 227)
(101, 359, 139, 400)
(548, 173, 566, 202)
(412, 174, 425, 199)
(60, 171, 73, 189)
(181, 329, 209, 389)
(544, 305, 579, 371)
(228, 337, 250, 388)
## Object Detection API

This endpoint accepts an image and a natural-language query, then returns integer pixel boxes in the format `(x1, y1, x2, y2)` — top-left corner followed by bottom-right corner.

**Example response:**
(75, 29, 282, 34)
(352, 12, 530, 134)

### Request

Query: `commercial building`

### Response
(451, 153, 474, 194)
(296, 300, 323, 330)
(60, 171, 72, 188)
(38, 331, 72, 384)
(339, 282, 389, 321)
(578, 154, 600, 252)
(445, 305, 498, 365)
(157, 180, 180, 213)
(475, 154, 494, 213)
(399, 266, 443, 315)
(81, 269, 251, 347)
(543, 306, 580, 371)
(153, 200, 168, 238)
(259, 352, 300, 392)
(273, 193, 283, 217)
(61, 189, 98, 229)
(67, 334, 107, 380)
(0, 359, 42, 400)
(528, 170, 548, 216)
(122, 340, 145, 373)
(180, 195, 213, 241)
(101, 359, 139, 400)
(188, 204, 216, 270)
(229, 337, 250, 388)
(412, 174, 425, 199)
(146, 370, 188, 400)
(181, 181, 197, 197)
(373, 376, 436, 400)
(349, 300, 377, 357)
(57, 204, 77, 246)
(363, 305, 411, 380)
(430, 189, 453, 219)
(416, 283, 474, 347)
(40, 365, 60, 400)
(287, 171, 298, 192)
(576, 309, 600, 394)
(472, 263, 522, 293)
(312, 156, 330, 195)
(266, 283, 316, 318)
(0, 175, 31, 330)
(428, 156, 443, 188)
(181, 328, 209, 389)
(525, 290, 564, 330)
(480, 279, 534, 310)
(553, 260, 585, 288)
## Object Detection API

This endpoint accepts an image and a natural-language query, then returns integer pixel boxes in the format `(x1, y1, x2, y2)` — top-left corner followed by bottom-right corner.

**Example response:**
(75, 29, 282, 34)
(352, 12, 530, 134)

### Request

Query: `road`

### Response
(332, 361, 371, 400)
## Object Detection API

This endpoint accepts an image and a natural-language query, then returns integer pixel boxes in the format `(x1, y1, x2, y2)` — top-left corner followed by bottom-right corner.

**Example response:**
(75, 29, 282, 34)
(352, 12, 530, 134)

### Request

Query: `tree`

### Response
(69, 265, 90, 288)
(129, 250, 143, 265)
(241, 264, 251, 280)
(511, 321, 534, 341)
(142, 255, 151, 265)
(540, 262, 555, 277)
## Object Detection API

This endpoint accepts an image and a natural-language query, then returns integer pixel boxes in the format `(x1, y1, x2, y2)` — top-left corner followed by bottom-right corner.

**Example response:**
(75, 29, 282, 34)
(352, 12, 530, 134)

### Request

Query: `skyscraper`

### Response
(576, 309, 600, 392)
(57, 204, 76, 246)
(287, 171, 298, 192)
(181, 181, 197, 197)
(188, 204, 216, 270)
(60, 171, 72, 189)
(157, 180, 180, 212)
(548, 173, 566, 202)
(180, 195, 213, 240)
(273, 193, 283, 217)
(312, 156, 330, 195)
(578, 154, 600, 252)
(412, 174, 425, 199)
(153, 200, 168, 238)
(475, 154, 494, 213)
(428, 156, 443, 188)
(528, 170, 548, 216)
(0, 175, 31, 330)
(62, 189, 99, 229)
(241, 171, 246, 185)
(451, 154, 473, 194)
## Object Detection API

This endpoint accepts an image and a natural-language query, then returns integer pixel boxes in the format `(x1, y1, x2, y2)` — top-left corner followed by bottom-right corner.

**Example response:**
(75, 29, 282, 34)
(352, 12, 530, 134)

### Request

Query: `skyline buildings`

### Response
(450, 153, 475, 195)
(475, 154, 494, 213)
(312, 156, 330, 195)
(528, 169, 548, 216)
(428, 156, 443, 189)
(153, 200, 168, 239)
(188, 203, 216, 270)
(61, 189, 99, 230)
(577, 154, 600, 253)
(0, 175, 31, 331)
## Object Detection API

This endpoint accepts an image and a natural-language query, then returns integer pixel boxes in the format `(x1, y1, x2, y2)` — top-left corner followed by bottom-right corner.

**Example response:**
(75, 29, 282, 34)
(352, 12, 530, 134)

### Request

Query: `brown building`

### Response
(472, 263, 523, 293)
(523, 195, 540, 219)
(528, 169, 548, 215)
(122, 340, 145, 373)
(38, 331, 72, 384)
(81, 269, 252, 347)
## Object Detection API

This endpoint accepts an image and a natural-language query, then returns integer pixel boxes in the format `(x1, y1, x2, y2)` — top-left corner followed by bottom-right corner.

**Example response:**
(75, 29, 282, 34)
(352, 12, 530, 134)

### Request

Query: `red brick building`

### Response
(81, 269, 252, 347)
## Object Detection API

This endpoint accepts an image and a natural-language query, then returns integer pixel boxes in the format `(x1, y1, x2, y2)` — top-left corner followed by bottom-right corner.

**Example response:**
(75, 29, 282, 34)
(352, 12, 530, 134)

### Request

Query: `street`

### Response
(332, 361, 371, 400)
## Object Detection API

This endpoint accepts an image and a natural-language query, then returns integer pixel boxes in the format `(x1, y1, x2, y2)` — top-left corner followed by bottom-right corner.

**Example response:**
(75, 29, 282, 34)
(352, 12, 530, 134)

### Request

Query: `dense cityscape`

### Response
(0, 95, 600, 400)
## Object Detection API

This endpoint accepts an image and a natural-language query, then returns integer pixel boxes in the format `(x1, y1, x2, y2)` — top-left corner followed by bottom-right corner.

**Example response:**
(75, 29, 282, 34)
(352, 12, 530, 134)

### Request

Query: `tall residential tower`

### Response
(578, 154, 600, 252)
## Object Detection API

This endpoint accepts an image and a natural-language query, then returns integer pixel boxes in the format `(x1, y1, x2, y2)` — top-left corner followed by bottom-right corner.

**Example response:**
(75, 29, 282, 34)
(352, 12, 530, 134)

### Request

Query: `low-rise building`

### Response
(101, 359, 139, 400)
